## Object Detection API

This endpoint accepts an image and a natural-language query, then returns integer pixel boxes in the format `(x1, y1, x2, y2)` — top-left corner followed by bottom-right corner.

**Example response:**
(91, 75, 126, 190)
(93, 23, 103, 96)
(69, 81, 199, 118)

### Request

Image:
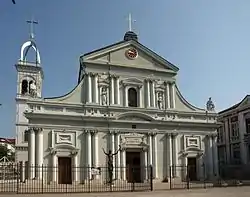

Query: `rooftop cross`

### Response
(26, 18, 38, 40)
(127, 13, 136, 31)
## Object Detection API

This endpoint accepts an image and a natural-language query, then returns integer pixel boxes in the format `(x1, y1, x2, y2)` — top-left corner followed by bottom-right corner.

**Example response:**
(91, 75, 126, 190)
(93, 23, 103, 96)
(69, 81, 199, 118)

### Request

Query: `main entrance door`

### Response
(187, 157, 197, 181)
(58, 157, 72, 184)
(126, 151, 141, 183)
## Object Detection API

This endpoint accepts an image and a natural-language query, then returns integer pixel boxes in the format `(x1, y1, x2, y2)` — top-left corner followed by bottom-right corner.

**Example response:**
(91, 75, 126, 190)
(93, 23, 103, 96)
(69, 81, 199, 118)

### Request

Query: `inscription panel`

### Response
(54, 131, 76, 147)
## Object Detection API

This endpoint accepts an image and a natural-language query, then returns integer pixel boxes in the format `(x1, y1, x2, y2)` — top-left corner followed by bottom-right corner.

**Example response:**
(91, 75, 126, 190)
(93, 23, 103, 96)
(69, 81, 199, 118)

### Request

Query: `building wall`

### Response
(218, 101, 250, 166)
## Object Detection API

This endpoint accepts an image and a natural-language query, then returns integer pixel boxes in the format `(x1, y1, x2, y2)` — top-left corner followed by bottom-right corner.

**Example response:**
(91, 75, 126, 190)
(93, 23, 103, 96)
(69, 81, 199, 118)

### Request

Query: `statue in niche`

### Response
(157, 92, 163, 109)
(29, 81, 37, 97)
(102, 145, 121, 185)
(206, 97, 215, 111)
(101, 87, 108, 105)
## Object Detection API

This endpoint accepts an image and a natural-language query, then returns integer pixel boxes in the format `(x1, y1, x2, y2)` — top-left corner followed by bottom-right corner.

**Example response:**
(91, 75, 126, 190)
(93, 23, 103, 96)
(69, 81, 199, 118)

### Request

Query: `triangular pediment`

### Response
(82, 40, 179, 73)
(238, 95, 250, 108)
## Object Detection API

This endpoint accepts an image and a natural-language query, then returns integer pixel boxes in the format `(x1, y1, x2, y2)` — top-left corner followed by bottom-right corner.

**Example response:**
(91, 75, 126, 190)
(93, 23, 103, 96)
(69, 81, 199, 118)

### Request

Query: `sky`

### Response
(1, 0, 250, 137)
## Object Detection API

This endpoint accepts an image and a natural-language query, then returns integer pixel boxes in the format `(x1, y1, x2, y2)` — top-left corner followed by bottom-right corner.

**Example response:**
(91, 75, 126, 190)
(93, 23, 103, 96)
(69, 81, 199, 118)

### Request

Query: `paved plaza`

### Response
(0, 186, 249, 197)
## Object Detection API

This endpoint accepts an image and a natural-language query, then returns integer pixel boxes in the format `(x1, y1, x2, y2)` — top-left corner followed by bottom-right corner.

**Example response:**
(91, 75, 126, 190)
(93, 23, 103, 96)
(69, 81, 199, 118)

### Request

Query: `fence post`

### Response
(88, 166, 91, 193)
(132, 167, 135, 192)
(42, 165, 44, 193)
(203, 164, 206, 189)
(169, 166, 172, 190)
(16, 163, 20, 194)
(150, 165, 153, 191)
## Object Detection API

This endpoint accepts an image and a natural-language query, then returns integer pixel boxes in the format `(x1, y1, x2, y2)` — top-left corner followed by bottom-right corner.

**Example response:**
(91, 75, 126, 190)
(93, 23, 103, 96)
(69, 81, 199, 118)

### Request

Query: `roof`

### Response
(0, 138, 15, 145)
(218, 95, 250, 114)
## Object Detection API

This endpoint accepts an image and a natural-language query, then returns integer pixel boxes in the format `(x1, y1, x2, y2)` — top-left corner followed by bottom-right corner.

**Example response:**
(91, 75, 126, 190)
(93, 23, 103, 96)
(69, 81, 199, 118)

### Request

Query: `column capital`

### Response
(49, 147, 57, 155)
(112, 74, 119, 79)
(171, 133, 178, 138)
(71, 149, 79, 156)
(166, 133, 173, 138)
(30, 127, 42, 132)
(84, 129, 97, 134)
(109, 129, 121, 134)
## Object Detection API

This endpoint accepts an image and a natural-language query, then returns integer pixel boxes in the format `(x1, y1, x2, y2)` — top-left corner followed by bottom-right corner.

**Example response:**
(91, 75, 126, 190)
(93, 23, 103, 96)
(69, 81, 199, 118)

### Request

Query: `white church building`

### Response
(15, 26, 220, 184)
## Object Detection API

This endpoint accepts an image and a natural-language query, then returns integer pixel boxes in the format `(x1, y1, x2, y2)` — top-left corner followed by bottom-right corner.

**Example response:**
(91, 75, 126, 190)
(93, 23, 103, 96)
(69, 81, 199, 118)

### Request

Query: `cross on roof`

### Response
(127, 13, 136, 31)
(26, 18, 38, 39)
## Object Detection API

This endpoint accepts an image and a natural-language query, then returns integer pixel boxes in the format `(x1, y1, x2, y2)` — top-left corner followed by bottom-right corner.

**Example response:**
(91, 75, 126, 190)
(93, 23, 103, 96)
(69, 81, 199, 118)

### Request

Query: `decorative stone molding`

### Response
(71, 149, 79, 156)
(120, 133, 148, 149)
(49, 147, 57, 155)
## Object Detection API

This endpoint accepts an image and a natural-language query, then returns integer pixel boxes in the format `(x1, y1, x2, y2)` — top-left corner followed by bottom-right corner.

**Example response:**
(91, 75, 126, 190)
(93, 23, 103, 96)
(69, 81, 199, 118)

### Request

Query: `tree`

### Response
(0, 145, 15, 161)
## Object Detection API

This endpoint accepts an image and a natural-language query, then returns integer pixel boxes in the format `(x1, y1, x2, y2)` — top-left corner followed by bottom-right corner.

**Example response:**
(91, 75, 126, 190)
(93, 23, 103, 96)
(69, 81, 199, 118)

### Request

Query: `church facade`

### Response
(15, 30, 219, 184)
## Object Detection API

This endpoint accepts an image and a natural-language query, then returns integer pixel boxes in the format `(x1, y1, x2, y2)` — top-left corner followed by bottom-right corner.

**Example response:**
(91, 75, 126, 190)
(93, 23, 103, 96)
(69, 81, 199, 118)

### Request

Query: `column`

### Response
(150, 81, 156, 108)
(52, 153, 57, 182)
(94, 74, 99, 103)
(144, 149, 148, 180)
(239, 113, 247, 164)
(110, 76, 115, 105)
(171, 82, 176, 109)
(124, 86, 128, 107)
(93, 131, 99, 179)
(165, 82, 170, 109)
(110, 131, 115, 179)
(167, 134, 173, 177)
(35, 128, 43, 179)
(74, 154, 79, 182)
(148, 134, 153, 165)
(20, 161, 25, 182)
(94, 132, 99, 167)
(212, 134, 219, 177)
(115, 77, 120, 105)
(207, 135, 214, 179)
(152, 134, 158, 178)
(87, 73, 92, 103)
(173, 134, 179, 177)
(146, 80, 151, 108)
(115, 133, 121, 179)
(121, 149, 126, 180)
(28, 128, 35, 179)
(87, 131, 92, 179)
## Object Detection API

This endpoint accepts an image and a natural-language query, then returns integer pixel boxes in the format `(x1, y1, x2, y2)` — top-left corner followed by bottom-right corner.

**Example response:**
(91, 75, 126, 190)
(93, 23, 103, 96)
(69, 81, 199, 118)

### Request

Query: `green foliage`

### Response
(0, 144, 15, 161)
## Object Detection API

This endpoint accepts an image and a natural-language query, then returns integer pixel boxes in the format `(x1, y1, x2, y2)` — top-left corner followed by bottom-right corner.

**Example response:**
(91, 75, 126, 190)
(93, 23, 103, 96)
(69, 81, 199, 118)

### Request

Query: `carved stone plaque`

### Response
(184, 135, 201, 150)
(120, 133, 147, 148)
(55, 131, 76, 146)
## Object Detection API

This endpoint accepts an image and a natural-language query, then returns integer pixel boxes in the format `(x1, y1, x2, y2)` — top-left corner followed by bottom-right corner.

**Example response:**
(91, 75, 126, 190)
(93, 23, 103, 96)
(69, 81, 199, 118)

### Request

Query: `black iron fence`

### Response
(0, 163, 153, 194)
(169, 165, 250, 190)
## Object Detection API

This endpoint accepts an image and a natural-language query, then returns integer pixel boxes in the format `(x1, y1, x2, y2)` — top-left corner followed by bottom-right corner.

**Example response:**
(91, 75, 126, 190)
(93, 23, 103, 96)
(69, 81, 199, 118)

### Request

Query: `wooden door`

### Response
(58, 157, 72, 184)
(126, 152, 141, 183)
(187, 157, 197, 181)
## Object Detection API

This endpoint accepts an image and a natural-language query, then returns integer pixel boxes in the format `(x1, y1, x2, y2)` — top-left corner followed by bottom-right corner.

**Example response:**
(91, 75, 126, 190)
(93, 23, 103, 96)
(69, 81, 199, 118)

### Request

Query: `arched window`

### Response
(128, 88, 137, 107)
(21, 80, 28, 95)
(24, 130, 29, 142)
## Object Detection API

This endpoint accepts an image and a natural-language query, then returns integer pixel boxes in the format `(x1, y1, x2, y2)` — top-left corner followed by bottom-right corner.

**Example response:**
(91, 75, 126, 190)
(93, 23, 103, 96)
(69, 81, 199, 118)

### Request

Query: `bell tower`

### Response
(15, 18, 43, 99)
(15, 18, 43, 162)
